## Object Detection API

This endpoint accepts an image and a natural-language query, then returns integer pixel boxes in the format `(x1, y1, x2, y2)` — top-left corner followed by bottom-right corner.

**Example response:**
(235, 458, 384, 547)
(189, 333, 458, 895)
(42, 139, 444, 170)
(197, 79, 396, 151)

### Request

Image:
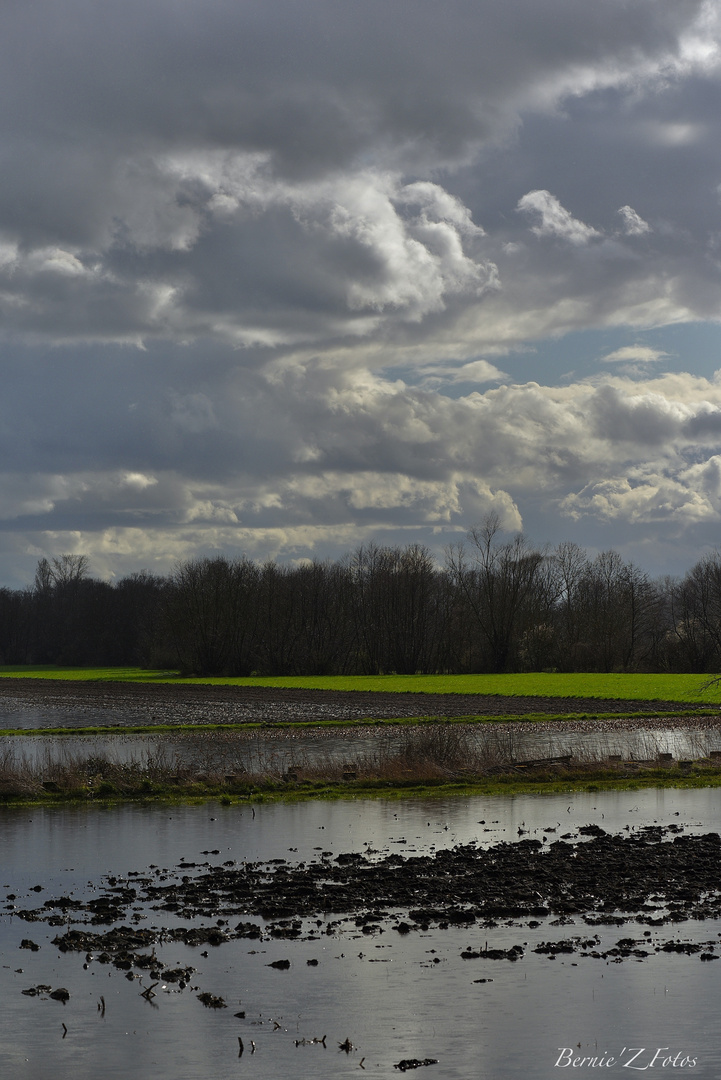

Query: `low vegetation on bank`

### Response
(3, 724, 721, 805)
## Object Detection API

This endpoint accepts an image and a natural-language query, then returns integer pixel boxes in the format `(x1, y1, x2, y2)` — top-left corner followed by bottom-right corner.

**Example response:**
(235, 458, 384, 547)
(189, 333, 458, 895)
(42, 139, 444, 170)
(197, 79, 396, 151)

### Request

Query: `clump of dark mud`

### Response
(13, 826, 721, 953)
(394, 1058, 438, 1071)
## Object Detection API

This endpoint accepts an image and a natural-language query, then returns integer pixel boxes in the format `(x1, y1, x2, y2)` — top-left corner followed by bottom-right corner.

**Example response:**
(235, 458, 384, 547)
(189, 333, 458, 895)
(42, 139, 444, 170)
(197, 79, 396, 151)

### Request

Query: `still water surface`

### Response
(3, 694, 721, 777)
(1, 788, 721, 1079)
(4, 723, 721, 775)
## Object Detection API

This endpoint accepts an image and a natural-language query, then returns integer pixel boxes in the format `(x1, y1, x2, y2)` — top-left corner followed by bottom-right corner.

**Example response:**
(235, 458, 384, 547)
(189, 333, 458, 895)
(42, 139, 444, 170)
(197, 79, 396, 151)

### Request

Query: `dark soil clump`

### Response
(26, 827, 721, 949)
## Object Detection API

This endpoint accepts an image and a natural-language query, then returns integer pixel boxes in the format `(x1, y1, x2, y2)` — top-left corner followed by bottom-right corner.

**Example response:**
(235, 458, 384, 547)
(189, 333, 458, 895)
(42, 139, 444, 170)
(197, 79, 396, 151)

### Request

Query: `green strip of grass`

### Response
(0, 666, 178, 681)
(1, 667, 721, 703)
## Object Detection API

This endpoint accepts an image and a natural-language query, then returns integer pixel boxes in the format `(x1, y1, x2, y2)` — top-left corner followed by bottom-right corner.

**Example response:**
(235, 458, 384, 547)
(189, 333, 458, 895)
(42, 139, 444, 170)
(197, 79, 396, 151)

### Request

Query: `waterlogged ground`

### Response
(2, 683, 721, 1078)
(0, 677, 712, 729)
(3, 683, 721, 779)
(2, 790, 721, 1080)
(4, 721, 721, 776)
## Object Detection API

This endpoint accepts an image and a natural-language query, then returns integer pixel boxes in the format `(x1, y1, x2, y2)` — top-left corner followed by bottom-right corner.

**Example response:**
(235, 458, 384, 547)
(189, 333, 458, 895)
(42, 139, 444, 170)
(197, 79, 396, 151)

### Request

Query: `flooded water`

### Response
(3, 692, 721, 784)
(2, 788, 721, 1079)
(3, 719, 721, 776)
(0, 696, 151, 729)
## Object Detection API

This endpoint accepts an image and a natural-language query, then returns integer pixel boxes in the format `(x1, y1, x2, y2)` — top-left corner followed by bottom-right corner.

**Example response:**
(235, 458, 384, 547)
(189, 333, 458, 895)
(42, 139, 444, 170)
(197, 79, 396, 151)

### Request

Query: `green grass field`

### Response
(1, 666, 720, 703)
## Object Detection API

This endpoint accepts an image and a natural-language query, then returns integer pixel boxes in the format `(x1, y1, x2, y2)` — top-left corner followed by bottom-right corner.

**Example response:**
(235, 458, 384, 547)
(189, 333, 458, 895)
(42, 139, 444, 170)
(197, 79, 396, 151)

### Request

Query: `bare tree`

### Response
(163, 556, 260, 675)
(669, 552, 721, 672)
(570, 551, 658, 672)
(34, 553, 90, 594)
(548, 540, 589, 668)
(349, 542, 445, 674)
(446, 514, 551, 672)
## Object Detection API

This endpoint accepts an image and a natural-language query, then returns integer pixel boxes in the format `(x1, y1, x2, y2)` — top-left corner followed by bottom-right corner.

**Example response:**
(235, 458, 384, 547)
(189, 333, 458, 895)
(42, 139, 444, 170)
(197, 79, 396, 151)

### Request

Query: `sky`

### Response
(3, 0, 721, 587)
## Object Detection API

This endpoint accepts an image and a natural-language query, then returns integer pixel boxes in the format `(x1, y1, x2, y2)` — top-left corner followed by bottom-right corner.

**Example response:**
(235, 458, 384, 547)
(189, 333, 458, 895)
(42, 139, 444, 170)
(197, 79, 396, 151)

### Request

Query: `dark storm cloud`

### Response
(1, 0, 705, 175)
(0, 0, 710, 254)
(0, 0, 714, 349)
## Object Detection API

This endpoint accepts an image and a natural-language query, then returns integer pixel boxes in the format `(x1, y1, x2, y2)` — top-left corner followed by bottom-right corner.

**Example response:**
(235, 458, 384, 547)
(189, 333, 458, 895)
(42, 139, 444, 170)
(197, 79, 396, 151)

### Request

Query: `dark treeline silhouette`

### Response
(6, 519, 721, 675)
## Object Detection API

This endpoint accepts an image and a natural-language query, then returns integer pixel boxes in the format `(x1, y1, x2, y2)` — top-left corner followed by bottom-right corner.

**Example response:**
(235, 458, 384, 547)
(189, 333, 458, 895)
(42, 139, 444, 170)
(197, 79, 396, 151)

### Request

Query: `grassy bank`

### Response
(1, 666, 720, 703)
(3, 770, 721, 807)
(0, 665, 176, 681)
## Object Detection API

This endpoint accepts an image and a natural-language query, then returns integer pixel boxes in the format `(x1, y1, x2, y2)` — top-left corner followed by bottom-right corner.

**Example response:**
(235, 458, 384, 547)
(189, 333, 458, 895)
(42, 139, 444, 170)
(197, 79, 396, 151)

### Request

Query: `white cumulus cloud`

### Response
(517, 190, 602, 244)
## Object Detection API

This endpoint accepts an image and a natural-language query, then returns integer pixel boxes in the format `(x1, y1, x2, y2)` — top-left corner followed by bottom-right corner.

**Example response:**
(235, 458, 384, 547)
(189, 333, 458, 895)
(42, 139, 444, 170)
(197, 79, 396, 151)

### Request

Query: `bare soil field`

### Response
(0, 676, 714, 725)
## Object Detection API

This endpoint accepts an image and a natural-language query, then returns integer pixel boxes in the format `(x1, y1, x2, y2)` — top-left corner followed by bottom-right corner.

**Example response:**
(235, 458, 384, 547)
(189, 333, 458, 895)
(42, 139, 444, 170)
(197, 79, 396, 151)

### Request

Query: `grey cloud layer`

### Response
(4, 351, 721, 573)
(2, 0, 721, 582)
(4, 0, 705, 171)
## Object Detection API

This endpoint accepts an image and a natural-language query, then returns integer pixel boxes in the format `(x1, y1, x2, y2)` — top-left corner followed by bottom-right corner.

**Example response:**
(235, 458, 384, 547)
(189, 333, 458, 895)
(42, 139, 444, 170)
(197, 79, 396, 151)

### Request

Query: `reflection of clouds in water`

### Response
(2, 790, 721, 1080)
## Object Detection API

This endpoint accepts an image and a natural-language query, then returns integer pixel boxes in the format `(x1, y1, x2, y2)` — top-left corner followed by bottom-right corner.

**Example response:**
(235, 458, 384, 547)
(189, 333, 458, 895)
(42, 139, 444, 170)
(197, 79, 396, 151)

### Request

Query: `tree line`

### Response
(5, 517, 721, 675)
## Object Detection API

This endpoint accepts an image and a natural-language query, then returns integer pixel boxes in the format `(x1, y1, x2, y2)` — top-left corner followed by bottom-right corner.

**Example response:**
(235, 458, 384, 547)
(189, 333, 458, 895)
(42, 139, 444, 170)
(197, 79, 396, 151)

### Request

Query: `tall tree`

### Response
(163, 556, 260, 675)
(446, 514, 551, 672)
(349, 543, 445, 674)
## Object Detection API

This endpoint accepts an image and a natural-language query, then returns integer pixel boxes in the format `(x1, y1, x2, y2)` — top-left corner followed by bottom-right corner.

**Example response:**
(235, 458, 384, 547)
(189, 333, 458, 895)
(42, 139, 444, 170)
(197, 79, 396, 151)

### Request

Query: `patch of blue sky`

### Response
(384, 322, 721, 396)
